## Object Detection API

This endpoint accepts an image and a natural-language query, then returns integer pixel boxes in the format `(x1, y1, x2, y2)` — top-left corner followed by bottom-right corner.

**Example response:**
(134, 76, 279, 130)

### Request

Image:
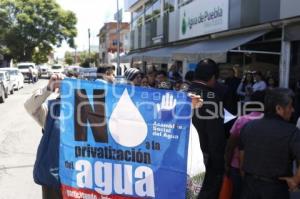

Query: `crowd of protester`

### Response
(118, 61, 300, 199)
(89, 63, 284, 103)
(25, 59, 300, 199)
(89, 61, 300, 199)
(89, 64, 195, 92)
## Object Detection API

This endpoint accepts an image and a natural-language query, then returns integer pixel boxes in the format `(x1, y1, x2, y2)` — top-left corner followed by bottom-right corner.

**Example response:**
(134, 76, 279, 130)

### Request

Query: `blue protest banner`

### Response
(59, 79, 192, 199)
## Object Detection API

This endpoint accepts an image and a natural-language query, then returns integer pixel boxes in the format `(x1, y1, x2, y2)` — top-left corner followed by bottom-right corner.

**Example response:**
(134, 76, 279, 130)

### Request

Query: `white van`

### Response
(48, 64, 64, 78)
(17, 62, 39, 82)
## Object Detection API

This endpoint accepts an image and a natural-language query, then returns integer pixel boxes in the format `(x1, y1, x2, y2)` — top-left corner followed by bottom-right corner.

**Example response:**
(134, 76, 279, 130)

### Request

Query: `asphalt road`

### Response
(0, 79, 48, 199)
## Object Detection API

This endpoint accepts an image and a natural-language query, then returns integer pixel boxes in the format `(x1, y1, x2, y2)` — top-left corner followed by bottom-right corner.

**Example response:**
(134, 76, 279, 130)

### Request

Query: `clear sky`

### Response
(54, 0, 130, 58)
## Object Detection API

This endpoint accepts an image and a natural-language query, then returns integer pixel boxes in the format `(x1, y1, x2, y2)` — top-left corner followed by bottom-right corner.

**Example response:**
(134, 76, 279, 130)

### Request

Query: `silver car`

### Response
(0, 68, 24, 90)
(0, 80, 5, 103)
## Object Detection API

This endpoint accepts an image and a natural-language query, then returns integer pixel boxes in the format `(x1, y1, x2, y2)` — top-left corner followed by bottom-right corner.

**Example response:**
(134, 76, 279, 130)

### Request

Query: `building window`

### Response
(178, 0, 194, 8)
(126, 0, 140, 10)
(145, 0, 161, 23)
(112, 40, 118, 46)
(132, 7, 143, 20)
(164, 0, 175, 13)
(132, 7, 144, 28)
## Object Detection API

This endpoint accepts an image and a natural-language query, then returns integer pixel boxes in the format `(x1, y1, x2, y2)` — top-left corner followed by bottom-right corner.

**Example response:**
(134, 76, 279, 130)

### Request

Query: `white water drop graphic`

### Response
(109, 89, 148, 147)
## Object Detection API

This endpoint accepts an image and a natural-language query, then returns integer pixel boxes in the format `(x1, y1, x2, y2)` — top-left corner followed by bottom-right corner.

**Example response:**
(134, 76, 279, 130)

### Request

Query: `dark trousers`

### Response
(241, 175, 289, 199)
(197, 153, 224, 199)
(42, 186, 62, 199)
(28, 74, 34, 83)
(230, 167, 242, 199)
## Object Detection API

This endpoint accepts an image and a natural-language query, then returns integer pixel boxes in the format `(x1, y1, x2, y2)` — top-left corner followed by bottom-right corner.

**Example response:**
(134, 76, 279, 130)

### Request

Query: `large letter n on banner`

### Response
(74, 89, 108, 143)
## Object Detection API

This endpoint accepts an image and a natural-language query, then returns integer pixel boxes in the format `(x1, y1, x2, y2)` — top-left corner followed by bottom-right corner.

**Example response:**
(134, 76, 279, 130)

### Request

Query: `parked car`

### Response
(48, 64, 64, 78)
(17, 62, 39, 82)
(0, 68, 24, 90)
(0, 80, 5, 103)
(64, 65, 81, 77)
(79, 67, 97, 80)
(0, 71, 14, 96)
(38, 64, 49, 77)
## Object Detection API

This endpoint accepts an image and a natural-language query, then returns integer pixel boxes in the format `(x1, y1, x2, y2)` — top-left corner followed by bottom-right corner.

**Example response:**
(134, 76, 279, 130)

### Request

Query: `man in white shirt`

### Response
(24, 74, 61, 127)
(24, 74, 62, 199)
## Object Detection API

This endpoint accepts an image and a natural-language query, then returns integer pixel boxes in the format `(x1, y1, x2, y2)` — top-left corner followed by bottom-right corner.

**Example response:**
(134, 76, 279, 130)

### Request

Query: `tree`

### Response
(0, 7, 10, 54)
(32, 48, 49, 64)
(0, 0, 77, 62)
(77, 51, 97, 68)
(64, 51, 74, 65)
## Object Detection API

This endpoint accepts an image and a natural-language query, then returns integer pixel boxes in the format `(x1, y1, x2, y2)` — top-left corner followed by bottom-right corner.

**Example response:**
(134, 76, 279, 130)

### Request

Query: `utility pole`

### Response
(88, 28, 91, 67)
(116, 0, 121, 75)
(74, 46, 77, 64)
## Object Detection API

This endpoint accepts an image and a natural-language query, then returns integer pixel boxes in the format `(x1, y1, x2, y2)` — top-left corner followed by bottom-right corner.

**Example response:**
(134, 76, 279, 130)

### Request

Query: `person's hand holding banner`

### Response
(188, 93, 203, 109)
(47, 73, 64, 92)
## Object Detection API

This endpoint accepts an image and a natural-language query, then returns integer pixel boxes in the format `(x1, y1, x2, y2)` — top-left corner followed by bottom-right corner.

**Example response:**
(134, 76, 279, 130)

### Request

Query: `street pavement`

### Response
(0, 78, 299, 199)
(0, 79, 48, 199)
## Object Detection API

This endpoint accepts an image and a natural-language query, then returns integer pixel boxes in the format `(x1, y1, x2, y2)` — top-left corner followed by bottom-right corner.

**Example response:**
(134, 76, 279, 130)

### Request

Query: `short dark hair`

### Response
(97, 66, 110, 79)
(110, 65, 116, 71)
(185, 71, 194, 82)
(172, 72, 182, 81)
(97, 66, 108, 74)
(194, 59, 219, 82)
(251, 90, 266, 103)
(245, 90, 266, 112)
(254, 71, 263, 78)
(264, 88, 294, 116)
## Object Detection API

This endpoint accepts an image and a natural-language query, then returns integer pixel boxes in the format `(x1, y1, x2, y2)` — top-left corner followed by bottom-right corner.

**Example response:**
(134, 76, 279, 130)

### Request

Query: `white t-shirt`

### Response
(187, 123, 205, 177)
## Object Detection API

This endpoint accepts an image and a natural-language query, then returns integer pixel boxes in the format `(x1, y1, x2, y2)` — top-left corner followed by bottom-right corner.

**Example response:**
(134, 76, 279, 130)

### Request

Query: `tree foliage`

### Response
(75, 51, 97, 68)
(64, 50, 98, 67)
(0, 0, 77, 62)
(0, 6, 10, 54)
(64, 51, 74, 65)
(32, 48, 49, 64)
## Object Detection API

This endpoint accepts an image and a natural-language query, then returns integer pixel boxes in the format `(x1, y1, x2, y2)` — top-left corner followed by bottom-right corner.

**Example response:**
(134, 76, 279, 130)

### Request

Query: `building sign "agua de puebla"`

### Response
(179, 0, 229, 40)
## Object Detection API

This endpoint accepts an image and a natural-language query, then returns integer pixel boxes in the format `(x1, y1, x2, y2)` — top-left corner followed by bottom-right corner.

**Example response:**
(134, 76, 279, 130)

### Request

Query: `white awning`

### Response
(142, 47, 180, 57)
(119, 53, 140, 63)
(120, 47, 181, 63)
(122, 30, 268, 63)
(141, 47, 182, 63)
(174, 30, 267, 54)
